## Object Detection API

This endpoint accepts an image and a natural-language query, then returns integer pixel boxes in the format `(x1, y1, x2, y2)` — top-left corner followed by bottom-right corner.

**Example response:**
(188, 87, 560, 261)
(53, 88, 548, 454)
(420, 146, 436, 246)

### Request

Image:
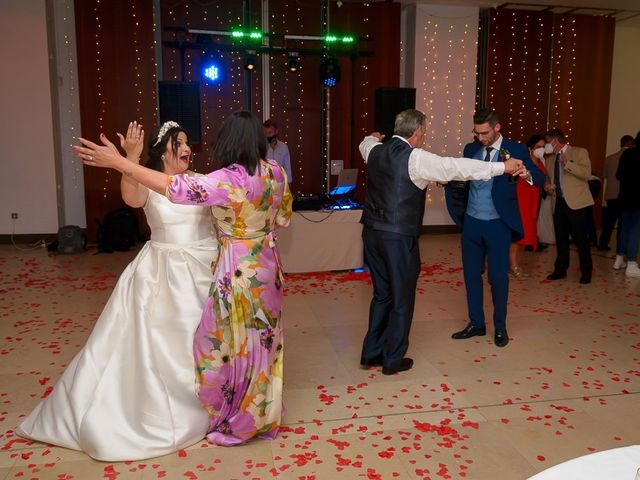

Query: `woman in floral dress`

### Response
(75, 111, 292, 446)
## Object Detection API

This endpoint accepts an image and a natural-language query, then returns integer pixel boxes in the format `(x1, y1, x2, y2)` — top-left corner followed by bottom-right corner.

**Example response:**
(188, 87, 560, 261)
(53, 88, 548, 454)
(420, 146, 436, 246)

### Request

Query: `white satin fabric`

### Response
(17, 190, 218, 461)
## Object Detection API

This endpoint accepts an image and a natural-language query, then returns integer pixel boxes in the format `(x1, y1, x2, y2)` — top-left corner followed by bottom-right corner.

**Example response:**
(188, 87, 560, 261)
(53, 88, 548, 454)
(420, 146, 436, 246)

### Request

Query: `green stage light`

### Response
(231, 30, 263, 40)
(324, 34, 354, 44)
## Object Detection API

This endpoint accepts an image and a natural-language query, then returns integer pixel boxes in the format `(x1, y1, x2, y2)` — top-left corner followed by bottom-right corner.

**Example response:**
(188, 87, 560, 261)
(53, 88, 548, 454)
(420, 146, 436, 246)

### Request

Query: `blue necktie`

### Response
(484, 146, 493, 162)
(554, 153, 563, 197)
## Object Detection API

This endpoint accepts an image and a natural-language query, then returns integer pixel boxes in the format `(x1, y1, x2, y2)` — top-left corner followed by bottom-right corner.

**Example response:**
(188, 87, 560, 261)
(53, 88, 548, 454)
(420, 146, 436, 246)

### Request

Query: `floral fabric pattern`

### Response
(167, 160, 292, 446)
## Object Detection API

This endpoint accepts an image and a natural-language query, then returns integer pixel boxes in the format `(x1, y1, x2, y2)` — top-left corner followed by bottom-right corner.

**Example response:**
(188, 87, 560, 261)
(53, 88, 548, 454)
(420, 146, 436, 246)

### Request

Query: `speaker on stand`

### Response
(158, 81, 202, 145)
(374, 87, 416, 140)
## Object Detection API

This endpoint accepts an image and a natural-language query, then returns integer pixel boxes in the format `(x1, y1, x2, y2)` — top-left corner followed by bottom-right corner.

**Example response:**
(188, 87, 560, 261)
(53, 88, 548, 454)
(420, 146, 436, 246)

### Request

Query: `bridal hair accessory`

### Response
(153, 121, 180, 146)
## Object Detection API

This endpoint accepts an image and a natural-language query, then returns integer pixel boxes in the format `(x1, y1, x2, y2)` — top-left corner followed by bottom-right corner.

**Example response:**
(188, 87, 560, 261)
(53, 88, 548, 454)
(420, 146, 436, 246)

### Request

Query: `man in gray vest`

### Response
(360, 109, 524, 375)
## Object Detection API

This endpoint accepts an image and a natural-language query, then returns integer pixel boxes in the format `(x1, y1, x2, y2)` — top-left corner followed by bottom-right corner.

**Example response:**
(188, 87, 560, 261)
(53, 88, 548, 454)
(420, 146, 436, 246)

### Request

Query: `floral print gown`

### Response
(167, 159, 292, 446)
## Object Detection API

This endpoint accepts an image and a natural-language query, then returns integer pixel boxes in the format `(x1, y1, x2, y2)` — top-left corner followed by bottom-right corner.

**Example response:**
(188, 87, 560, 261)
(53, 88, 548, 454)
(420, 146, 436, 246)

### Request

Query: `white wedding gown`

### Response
(17, 190, 218, 461)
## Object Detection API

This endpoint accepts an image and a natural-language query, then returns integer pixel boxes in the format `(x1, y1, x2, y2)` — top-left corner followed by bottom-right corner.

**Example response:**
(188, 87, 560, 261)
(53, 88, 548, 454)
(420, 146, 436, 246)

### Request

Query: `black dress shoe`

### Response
(579, 275, 591, 284)
(546, 271, 567, 280)
(382, 358, 413, 375)
(494, 330, 509, 347)
(360, 358, 382, 369)
(451, 324, 486, 339)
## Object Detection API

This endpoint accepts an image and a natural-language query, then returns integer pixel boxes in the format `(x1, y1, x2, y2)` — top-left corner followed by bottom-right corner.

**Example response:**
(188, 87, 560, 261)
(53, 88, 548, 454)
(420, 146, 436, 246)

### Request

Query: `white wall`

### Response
(0, 0, 59, 235)
(606, 16, 640, 156)
(402, 4, 480, 225)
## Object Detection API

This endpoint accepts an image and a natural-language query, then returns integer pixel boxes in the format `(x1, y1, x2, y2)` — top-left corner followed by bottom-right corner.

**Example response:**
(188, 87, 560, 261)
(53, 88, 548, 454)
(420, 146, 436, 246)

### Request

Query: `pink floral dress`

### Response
(167, 159, 292, 446)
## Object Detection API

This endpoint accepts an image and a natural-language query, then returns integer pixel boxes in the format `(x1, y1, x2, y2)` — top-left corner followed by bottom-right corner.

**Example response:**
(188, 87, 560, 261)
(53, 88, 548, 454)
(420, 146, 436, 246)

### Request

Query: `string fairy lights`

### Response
(83, 0, 159, 204)
(357, 4, 372, 194)
(267, 0, 308, 192)
(419, 10, 476, 206)
(486, 9, 575, 142)
(549, 15, 576, 141)
(91, 0, 111, 199)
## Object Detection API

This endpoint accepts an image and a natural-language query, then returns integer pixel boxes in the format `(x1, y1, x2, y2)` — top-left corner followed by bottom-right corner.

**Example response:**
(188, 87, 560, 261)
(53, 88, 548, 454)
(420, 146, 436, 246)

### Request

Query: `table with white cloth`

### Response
(528, 446, 640, 480)
(277, 209, 364, 273)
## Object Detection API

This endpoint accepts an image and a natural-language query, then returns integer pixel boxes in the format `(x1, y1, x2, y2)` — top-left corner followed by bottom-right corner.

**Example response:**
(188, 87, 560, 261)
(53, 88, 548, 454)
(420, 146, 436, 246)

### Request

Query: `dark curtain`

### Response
(77, 1, 401, 240)
(483, 8, 615, 223)
(75, 0, 157, 240)
(159, 0, 400, 196)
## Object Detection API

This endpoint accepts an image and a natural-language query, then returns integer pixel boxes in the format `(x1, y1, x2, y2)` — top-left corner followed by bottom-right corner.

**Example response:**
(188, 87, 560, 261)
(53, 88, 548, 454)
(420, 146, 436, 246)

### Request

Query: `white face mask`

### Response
(544, 142, 555, 155)
(533, 147, 545, 160)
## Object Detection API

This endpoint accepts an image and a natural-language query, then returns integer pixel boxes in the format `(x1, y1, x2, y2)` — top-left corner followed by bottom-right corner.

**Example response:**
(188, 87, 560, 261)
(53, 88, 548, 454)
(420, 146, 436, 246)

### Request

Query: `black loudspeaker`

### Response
(55, 225, 87, 254)
(158, 81, 201, 145)
(374, 87, 416, 140)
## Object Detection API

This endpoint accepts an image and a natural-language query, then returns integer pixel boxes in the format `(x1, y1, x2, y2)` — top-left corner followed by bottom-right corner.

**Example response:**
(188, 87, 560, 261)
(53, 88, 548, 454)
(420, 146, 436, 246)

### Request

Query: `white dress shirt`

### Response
(266, 140, 292, 183)
(359, 135, 505, 189)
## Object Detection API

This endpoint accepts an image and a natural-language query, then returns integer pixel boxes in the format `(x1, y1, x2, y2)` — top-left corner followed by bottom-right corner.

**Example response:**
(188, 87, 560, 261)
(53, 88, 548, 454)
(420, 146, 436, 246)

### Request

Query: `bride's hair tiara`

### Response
(153, 121, 181, 147)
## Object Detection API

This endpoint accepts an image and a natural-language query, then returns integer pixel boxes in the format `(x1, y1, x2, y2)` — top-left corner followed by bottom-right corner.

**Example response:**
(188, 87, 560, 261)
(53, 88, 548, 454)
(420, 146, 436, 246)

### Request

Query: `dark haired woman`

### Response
(75, 111, 292, 447)
(17, 121, 218, 460)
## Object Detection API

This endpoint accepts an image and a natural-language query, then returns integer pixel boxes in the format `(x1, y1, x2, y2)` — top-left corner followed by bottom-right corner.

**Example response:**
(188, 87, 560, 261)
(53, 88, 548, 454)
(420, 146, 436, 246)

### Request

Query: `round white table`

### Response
(528, 446, 640, 480)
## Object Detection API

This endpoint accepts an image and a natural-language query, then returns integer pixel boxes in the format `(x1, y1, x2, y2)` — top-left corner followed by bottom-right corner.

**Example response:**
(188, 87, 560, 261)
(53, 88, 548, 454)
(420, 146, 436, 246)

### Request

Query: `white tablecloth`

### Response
(528, 446, 640, 480)
(277, 210, 364, 273)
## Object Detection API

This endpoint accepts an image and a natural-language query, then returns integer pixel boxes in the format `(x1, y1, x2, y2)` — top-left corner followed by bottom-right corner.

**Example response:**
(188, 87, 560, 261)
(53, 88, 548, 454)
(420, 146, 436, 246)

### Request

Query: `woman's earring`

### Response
(161, 155, 165, 161)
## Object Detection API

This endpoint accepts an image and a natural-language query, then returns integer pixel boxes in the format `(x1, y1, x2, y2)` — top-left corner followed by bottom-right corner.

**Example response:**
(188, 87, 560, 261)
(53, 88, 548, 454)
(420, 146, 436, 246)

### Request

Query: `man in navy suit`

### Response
(445, 108, 544, 347)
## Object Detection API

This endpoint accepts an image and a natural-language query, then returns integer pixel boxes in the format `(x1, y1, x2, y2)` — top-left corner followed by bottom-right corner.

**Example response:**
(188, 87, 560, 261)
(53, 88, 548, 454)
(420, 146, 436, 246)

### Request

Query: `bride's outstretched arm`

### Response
(75, 134, 169, 194)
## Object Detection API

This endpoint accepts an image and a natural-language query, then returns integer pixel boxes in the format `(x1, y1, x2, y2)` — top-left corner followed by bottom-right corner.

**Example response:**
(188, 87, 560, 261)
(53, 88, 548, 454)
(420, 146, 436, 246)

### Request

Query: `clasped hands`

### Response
(503, 158, 526, 176)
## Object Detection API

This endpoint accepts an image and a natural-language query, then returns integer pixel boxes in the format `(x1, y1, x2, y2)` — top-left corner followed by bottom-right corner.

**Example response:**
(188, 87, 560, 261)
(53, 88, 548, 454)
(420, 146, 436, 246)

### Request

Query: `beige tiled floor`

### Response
(0, 234, 638, 479)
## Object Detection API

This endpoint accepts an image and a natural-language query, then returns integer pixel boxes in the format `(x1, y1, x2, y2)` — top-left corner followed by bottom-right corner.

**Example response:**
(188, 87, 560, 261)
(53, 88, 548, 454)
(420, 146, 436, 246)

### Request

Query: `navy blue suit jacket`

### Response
(444, 138, 545, 242)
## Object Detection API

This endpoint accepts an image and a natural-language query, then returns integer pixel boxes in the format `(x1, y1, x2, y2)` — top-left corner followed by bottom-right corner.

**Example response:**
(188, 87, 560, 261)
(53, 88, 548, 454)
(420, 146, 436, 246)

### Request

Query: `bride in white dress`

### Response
(17, 122, 218, 461)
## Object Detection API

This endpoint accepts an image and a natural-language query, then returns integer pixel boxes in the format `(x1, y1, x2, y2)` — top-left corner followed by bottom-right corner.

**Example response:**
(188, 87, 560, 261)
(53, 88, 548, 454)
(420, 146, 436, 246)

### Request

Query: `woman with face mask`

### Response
(509, 134, 548, 277)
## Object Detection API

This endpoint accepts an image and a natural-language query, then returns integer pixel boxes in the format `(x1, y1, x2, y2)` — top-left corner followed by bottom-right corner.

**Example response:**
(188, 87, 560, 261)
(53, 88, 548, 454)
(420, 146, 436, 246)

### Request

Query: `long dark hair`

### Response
(146, 123, 187, 172)
(211, 111, 266, 175)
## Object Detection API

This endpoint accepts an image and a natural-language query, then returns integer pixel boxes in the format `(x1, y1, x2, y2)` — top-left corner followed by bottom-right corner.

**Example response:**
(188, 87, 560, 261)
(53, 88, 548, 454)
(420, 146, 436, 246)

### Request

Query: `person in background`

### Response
(75, 110, 292, 447)
(544, 128, 594, 284)
(587, 172, 602, 247)
(614, 130, 640, 278)
(18, 121, 218, 460)
(598, 134, 636, 251)
(263, 118, 292, 187)
(509, 134, 547, 278)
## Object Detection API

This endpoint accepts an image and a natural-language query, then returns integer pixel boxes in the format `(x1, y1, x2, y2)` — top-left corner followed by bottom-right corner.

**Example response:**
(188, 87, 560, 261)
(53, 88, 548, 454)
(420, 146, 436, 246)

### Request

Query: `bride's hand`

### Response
(116, 121, 144, 163)
(74, 134, 126, 170)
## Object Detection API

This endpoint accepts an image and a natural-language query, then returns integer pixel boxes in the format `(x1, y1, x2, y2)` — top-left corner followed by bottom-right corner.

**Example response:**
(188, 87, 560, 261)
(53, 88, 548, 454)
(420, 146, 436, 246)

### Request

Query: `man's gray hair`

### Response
(394, 109, 426, 138)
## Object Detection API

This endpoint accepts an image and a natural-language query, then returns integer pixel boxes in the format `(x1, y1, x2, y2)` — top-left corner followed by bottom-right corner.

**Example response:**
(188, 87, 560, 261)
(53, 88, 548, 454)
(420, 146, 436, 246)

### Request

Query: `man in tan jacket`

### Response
(543, 128, 593, 284)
